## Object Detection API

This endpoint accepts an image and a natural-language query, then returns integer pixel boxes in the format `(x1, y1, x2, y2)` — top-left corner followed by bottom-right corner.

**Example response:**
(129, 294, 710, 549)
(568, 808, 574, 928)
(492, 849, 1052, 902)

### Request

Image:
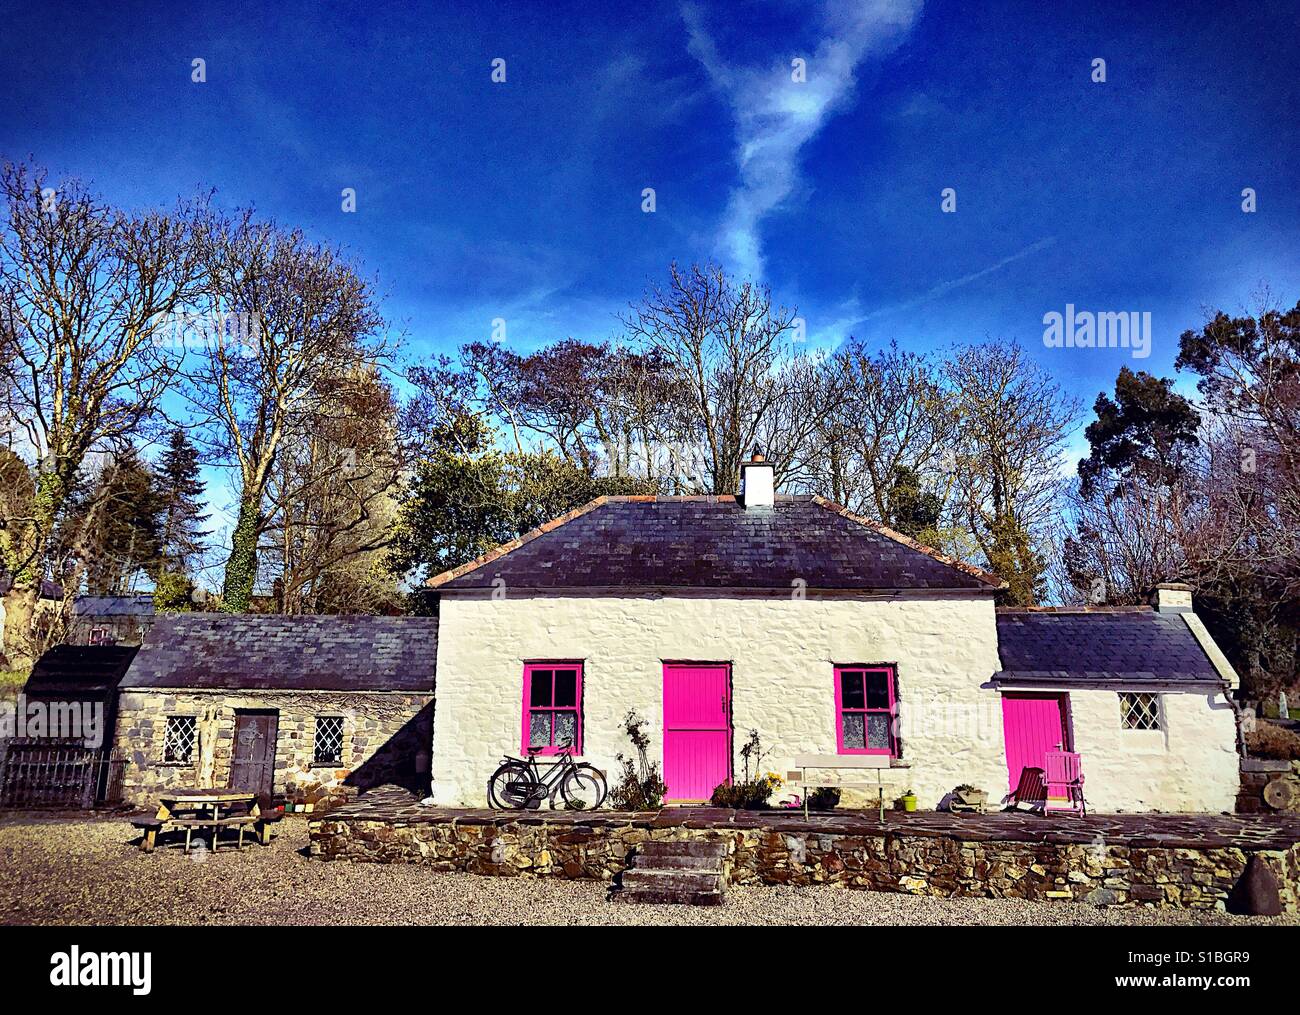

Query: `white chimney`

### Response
(740, 450, 774, 509)
(1151, 582, 1193, 613)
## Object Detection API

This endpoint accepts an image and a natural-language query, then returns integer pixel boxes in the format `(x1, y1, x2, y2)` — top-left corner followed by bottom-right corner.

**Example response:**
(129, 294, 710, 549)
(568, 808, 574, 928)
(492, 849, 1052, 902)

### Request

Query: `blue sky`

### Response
(2, 0, 1298, 536)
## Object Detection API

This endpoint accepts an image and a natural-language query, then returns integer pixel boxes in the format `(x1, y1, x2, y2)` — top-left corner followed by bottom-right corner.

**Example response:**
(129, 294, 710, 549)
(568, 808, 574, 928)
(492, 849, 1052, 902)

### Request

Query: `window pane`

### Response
(554, 711, 577, 750)
(528, 711, 551, 748)
(553, 670, 577, 707)
(841, 712, 865, 749)
(529, 670, 553, 707)
(840, 671, 865, 709)
(864, 670, 891, 709)
(867, 713, 891, 750)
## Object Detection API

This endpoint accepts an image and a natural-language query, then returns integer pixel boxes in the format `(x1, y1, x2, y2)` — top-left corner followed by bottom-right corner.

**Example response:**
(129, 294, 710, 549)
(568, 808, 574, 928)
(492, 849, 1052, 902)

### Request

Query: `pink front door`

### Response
(1001, 693, 1069, 799)
(663, 663, 731, 802)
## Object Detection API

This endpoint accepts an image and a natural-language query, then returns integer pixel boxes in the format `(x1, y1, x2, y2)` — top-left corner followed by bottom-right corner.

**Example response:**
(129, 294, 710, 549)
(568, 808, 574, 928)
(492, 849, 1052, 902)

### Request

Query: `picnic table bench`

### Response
(132, 789, 282, 854)
(786, 754, 912, 820)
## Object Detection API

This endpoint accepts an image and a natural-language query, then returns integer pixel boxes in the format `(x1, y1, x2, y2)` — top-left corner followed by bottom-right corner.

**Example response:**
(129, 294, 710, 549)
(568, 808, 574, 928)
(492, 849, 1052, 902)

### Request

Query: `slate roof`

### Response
(994, 608, 1224, 687)
(0, 575, 63, 599)
(431, 495, 1003, 592)
(121, 613, 437, 692)
(25, 645, 139, 697)
(74, 594, 156, 617)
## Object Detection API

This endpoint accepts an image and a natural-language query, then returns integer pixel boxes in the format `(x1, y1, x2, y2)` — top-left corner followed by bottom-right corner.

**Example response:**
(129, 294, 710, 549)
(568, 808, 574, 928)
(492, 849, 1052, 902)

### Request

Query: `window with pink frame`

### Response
(522, 662, 582, 755)
(834, 665, 897, 755)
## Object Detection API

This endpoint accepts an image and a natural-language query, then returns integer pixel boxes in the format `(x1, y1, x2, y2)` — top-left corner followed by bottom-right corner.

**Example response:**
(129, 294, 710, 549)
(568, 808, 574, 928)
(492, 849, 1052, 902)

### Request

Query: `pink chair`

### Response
(1044, 747, 1086, 816)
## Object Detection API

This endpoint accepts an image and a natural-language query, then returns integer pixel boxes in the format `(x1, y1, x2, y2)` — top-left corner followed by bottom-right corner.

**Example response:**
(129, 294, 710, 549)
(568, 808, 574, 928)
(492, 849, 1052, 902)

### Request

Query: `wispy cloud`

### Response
(683, 0, 923, 281)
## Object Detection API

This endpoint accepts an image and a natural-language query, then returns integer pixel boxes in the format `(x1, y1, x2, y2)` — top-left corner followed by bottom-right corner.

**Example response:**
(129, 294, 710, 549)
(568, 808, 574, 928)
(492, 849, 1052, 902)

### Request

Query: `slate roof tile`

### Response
(994, 609, 1222, 686)
(121, 614, 437, 692)
(432, 495, 1002, 592)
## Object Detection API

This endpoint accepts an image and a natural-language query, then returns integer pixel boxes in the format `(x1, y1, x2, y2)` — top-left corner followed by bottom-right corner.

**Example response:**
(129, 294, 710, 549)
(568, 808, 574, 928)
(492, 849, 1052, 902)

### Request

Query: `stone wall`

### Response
(433, 589, 1009, 809)
(115, 688, 433, 808)
(1238, 758, 1300, 814)
(309, 813, 1300, 913)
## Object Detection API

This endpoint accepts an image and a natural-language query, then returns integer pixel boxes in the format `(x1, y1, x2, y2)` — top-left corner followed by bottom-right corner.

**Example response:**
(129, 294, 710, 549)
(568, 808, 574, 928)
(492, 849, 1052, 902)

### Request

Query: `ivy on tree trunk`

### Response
(220, 498, 261, 613)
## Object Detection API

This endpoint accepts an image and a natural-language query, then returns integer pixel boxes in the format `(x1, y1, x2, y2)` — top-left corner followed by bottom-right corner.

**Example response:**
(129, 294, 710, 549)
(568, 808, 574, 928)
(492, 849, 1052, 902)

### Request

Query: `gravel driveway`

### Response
(0, 814, 1294, 926)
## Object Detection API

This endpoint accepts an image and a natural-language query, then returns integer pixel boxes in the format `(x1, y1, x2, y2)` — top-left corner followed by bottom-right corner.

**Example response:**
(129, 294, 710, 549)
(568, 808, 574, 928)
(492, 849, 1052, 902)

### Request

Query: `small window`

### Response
(522, 663, 582, 755)
(163, 715, 197, 763)
(1119, 692, 1163, 731)
(835, 665, 898, 755)
(313, 716, 345, 764)
(89, 627, 110, 646)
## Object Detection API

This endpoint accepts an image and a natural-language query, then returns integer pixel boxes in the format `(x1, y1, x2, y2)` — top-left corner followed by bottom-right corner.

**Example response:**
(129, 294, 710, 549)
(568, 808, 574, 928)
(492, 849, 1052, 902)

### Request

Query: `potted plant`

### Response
(900, 789, 918, 812)
(952, 784, 988, 811)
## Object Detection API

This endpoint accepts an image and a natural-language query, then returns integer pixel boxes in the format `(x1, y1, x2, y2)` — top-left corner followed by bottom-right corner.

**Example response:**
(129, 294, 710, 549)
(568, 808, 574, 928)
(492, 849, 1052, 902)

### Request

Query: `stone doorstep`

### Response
(634, 852, 722, 871)
(638, 839, 727, 859)
(621, 870, 724, 892)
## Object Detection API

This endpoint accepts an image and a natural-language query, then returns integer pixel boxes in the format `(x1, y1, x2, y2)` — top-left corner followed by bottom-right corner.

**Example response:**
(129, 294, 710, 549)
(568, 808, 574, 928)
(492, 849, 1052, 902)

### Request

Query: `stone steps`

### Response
(613, 839, 728, 906)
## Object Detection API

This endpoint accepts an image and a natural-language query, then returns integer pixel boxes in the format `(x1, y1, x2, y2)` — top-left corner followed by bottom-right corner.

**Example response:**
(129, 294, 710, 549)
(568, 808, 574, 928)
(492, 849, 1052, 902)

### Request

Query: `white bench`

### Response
(786, 754, 912, 820)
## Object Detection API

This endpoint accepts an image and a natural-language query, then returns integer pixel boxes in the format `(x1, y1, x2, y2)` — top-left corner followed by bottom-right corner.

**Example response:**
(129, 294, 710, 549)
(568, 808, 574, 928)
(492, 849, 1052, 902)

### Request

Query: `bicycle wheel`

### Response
(488, 762, 537, 809)
(560, 764, 608, 811)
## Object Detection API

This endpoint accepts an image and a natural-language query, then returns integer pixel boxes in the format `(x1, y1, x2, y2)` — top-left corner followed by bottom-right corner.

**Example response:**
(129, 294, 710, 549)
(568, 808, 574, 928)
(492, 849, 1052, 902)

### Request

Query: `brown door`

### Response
(229, 710, 278, 804)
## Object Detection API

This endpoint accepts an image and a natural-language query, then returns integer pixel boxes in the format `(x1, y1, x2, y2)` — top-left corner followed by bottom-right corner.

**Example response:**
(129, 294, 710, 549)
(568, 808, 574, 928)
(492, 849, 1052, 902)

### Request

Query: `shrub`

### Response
(609, 709, 668, 810)
(710, 772, 782, 810)
(1246, 723, 1300, 761)
(805, 786, 841, 811)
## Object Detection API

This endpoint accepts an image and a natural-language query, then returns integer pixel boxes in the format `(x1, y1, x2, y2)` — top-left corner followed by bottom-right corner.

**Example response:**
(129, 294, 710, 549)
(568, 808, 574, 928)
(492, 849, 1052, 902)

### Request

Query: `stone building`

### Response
(425, 453, 1241, 812)
(113, 613, 436, 809)
(67, 594, 157, 646)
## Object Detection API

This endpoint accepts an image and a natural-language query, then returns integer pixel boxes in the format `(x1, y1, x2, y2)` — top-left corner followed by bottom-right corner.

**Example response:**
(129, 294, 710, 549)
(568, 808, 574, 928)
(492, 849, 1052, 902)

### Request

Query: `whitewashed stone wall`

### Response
(431, 590, 1010, 809)
(1067, 687, 1239, 813)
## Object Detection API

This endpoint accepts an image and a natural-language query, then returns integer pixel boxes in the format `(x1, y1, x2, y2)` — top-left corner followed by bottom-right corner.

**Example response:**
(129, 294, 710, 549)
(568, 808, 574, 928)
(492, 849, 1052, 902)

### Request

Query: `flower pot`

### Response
(902, 795, 918, 812)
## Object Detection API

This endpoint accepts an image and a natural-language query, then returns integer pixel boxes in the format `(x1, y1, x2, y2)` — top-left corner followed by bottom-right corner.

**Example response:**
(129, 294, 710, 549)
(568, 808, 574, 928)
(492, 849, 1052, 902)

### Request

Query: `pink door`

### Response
(1001, 693, 1069, 799)
(663, 663, 731, 802)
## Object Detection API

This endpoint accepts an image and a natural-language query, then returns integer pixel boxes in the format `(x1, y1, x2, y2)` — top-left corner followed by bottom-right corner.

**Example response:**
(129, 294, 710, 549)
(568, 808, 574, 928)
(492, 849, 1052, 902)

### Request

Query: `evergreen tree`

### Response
(153, 428, 209, 609)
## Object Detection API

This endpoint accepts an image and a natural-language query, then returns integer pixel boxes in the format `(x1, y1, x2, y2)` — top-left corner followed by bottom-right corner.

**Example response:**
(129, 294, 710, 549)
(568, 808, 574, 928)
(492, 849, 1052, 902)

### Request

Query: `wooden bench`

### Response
(130, 817, 164, 853)
(786, 754, 912, 820)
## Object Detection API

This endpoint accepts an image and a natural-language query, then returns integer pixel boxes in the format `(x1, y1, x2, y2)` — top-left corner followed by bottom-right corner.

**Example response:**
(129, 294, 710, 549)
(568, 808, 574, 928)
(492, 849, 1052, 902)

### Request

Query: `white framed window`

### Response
(163, 715, 198, 763)
(1119, 692, 1163, 731)
(313, 715, 345, 765)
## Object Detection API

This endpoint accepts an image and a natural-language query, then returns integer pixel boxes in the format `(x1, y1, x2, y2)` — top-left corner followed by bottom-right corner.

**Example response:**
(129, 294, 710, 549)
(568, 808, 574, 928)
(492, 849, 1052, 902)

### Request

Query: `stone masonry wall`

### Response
(309, 814, 1300, 913)
(115, 689, 433, 808)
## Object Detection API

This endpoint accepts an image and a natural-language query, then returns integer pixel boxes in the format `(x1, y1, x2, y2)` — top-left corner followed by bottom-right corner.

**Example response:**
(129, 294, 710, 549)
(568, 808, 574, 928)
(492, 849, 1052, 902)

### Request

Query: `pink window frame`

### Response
(833, 664, 898, 756)
(521, 661, 583, 756)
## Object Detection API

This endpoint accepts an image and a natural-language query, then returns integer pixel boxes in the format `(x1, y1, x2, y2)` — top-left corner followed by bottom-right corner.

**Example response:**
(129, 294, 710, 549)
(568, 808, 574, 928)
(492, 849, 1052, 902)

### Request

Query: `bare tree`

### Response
(946, 341, 1081, 605)
(182, 210, 385, 613)
(263, 364, 405, 614)
(0, 161, 204, 665)
(621, 263, 814, 493)
(799, 341, 958, 518)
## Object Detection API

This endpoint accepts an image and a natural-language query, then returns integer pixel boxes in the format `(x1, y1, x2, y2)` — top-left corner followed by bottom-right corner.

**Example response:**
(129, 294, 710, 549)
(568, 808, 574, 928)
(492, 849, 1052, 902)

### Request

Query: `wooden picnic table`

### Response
(136, 788, 270, 854)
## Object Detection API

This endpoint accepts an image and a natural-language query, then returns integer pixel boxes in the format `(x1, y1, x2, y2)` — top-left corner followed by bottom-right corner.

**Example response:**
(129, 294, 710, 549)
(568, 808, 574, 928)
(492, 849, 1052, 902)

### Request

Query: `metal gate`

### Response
(0, 740, 125, 808)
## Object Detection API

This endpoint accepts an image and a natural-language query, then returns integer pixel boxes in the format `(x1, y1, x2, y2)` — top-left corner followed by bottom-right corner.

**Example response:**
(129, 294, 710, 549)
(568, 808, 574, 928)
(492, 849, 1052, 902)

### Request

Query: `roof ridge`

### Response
(808, 495, 1006, 590)
(426, 495, 612, 588)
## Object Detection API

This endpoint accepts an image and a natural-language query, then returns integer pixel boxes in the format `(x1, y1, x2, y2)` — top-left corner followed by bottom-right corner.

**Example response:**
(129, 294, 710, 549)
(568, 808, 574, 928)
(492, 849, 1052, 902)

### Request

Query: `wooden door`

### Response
(1001, 694, 1068, 800)
(229, 710, 278, 804)
(662, 663, 731, 802)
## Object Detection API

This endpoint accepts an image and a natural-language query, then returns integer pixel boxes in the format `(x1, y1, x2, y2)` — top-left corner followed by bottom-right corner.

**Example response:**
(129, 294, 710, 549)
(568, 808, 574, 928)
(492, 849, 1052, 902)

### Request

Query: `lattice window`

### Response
(163, 715, 197, 763)
(314, 716, 345, 764)
(1119, 692, 1162, 731)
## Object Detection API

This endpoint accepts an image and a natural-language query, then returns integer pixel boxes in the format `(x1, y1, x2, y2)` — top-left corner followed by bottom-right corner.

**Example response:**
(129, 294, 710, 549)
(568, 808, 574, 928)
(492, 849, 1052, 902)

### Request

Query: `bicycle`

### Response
(487, 742, 608, 811)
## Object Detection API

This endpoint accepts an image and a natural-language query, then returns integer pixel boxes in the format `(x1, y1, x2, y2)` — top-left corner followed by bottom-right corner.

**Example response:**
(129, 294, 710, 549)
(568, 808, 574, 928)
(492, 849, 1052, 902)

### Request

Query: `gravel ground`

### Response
(0, 814, 1295, 927)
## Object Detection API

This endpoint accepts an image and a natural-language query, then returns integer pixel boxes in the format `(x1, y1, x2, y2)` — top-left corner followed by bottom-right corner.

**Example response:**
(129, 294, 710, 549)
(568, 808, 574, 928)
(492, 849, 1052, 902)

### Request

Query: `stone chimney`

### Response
(740, 449, 774, 509)
(1151, 582, 1193, 613)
